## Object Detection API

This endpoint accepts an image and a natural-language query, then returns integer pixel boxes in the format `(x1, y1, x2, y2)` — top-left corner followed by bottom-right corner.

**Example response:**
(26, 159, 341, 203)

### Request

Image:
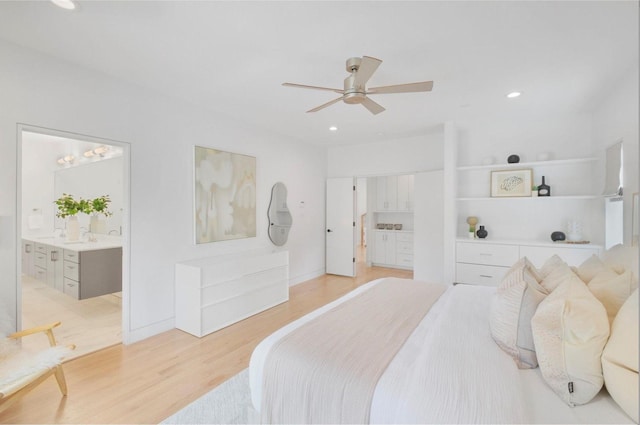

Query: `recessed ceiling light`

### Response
(329, 126, 338, 132)
(51, 0, 76, 10)
(506, 91, 522, 98)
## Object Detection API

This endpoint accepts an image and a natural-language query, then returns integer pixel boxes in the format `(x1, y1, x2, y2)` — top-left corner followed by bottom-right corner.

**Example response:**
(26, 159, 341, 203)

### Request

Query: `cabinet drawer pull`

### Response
(479, 274, 493, 278)
(479, 253, 493, 256)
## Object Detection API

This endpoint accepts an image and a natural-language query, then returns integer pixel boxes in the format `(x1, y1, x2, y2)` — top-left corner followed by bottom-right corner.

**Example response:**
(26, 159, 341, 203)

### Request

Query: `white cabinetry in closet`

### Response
(376, 175, 398, 211)
(372, 231, 414, 269)
(175, 250, 289, 337)
(396, 174, 414, 212)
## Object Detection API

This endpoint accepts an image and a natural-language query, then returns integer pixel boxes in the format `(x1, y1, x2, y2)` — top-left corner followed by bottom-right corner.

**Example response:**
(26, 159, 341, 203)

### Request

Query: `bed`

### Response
(249, 249, 637, 424)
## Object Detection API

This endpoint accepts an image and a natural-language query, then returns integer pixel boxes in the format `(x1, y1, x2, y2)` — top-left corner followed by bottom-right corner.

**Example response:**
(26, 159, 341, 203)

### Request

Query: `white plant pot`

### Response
(67, 216, 80, 241)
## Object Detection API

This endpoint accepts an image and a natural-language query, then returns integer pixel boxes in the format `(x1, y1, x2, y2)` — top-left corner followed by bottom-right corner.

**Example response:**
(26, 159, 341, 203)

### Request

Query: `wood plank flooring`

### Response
(1, 263, 412, 424)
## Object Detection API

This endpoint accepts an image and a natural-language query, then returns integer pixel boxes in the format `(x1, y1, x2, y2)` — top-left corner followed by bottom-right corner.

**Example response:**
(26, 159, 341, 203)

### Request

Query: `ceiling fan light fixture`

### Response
(506, 91, 522, 98)
(51, 0, 77, 10)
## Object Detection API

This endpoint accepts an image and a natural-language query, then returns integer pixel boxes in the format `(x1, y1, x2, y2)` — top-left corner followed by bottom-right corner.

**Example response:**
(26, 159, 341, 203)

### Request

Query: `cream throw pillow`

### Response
(588, 269, 636, 325)
(490, 258, 548, 369)
(540, 262, 574, 293)
(531, 273, 610, 406)
(602, 289, 639, 422)
(574, 255, 608, 283)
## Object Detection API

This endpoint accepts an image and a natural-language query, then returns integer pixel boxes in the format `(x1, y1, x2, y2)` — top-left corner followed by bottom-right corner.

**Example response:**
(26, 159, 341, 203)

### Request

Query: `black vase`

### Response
(507, 154, 520, 164)
(476, 225, 488, 239)
(551, 231, 566, 242)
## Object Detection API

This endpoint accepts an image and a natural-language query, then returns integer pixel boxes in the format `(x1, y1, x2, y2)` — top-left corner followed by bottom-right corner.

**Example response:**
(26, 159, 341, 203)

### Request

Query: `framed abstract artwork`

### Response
(194, 146, 256, 243)
(490, 169, 532, 197)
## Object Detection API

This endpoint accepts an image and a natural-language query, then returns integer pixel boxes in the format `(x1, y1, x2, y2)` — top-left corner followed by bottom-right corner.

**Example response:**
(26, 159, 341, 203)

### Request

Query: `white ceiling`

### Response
(0, 1, 637, 146)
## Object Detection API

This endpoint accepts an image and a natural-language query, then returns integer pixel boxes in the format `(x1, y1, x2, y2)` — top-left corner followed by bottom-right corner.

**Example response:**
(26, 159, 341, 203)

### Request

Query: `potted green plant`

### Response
(89, 195, 112, 235)
(54, 193, 86, 240)
(531, 185, 539, 197)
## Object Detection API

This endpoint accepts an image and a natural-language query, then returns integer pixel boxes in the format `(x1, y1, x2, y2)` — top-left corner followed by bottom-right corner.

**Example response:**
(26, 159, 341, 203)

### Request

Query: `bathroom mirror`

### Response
(603, 140, 623, 196)
(268, 182, 292, 246)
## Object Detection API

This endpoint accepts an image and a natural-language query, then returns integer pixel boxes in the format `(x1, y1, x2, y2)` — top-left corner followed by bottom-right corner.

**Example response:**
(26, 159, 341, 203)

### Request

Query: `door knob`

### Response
(327, 229, 332, 233)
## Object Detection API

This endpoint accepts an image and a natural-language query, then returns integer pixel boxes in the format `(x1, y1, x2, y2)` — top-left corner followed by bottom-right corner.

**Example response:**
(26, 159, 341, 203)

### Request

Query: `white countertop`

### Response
(456, 237, 602, 249)
(23, 234, 122, 252)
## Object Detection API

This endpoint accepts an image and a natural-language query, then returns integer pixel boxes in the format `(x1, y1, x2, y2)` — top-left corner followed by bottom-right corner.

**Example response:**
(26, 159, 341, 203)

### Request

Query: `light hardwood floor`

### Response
(21, 274, 122, 359)
(1, 262, 412, 424)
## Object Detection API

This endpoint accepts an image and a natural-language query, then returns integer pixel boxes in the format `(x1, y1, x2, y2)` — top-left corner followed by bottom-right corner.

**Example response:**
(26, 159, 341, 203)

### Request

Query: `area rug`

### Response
(161, 368, 257, 424)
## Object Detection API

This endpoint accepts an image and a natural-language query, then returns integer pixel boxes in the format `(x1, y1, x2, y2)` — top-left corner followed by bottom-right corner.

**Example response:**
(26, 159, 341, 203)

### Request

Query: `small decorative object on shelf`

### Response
(476, 225, 488, 239)
(538, 176, 551, 196)
(567, 219, 583, 241)
(466, 216, 478, 238)
(393, 224, 402, 230)
(507, 154, 520, 164)
(550, 231, 566, 242)
(531, 185, 538, 197)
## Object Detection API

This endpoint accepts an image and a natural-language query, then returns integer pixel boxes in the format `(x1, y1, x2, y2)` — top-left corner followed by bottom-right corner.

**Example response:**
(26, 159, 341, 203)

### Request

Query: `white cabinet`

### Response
(175, 250, 289, 338)
(46, 245, 64, 291)
(21, 240, 35, 277)
(374, 231, 397, 265)
(376, 175, 414, 212)
(455, 240, 602, 286)
(397, 174, 414, 212)
(376, 176, 398, 211)
(373, 231, 413, 269)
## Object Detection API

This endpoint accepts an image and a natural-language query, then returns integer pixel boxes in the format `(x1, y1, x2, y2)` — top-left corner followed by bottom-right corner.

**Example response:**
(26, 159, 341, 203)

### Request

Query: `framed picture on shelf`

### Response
(490, 168, 533, 197)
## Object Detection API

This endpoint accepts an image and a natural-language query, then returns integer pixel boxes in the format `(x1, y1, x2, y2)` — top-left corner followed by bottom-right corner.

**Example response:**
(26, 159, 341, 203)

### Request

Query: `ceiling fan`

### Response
(282, 56, 433, 115)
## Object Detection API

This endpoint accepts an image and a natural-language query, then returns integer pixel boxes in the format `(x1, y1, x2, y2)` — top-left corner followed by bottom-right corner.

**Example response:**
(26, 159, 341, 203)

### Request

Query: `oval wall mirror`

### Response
(268, 182, 292, 246)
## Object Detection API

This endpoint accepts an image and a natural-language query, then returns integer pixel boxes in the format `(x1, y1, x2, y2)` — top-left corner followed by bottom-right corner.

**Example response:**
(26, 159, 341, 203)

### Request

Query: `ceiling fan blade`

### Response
(361, 97, 385, 115)
(283, 82, 343, 94)
(353, 56, 382, 88)
(307, 96, 344, 113)
(368, 81, 434, 94)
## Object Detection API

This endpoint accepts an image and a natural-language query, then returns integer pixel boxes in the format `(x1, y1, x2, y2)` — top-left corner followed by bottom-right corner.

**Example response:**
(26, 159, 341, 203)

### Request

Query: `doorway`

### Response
(17, 125, 130, 358)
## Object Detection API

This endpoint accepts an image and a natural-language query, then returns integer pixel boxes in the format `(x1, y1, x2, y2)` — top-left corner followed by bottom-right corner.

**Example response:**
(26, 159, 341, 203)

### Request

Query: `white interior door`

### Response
(326, 177, 355, 276)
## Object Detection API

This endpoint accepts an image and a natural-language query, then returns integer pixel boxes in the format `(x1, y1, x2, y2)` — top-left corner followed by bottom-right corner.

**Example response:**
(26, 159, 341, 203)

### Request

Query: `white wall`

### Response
(591, 65, 639, 246)
(327, 132, 444, 178)
(0, 40, 327, 342)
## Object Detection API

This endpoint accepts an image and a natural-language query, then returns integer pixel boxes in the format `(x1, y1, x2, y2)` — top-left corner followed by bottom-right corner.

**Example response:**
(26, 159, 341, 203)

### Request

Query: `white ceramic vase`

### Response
(67, 215, 80, 241)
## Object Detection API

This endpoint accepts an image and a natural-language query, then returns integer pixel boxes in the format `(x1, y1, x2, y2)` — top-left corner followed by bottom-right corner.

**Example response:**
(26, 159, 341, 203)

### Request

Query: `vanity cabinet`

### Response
(455, 239, 601, 286)
(46, 245, 64, 291)
(21, 240, 35, 277)
(62, 248, 122, 300)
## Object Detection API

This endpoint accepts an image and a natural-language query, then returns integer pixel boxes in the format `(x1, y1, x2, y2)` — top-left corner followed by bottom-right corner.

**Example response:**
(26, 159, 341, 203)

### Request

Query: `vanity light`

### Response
(63, 155, 75, 163)
(329, 126, 338, 132)
(57, 158, 66, 165)
(93, 145, 109, 155)
(83, 149, 95, 158)
(51, 0, 76, 10)
(506, 91, 522, 98)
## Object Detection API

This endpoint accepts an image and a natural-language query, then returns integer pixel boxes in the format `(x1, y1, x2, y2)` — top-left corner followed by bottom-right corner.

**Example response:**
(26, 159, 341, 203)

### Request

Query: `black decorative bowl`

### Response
(507, 154, 520, 164)
(551, 231, 566, 242)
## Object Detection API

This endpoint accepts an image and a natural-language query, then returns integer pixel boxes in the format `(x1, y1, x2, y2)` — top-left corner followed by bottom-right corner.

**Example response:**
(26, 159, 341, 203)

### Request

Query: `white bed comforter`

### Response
(250, 280, 632, 424)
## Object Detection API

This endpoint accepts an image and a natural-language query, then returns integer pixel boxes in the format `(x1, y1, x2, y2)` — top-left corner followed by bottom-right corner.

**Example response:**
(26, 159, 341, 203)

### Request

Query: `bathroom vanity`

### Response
(22, 235, 122, 300)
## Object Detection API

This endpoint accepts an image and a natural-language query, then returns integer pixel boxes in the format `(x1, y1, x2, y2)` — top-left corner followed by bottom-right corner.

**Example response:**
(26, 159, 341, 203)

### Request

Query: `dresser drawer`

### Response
(456, 242, 519, 267)
(63, 261, 79, 281)
(396, 233, 413, 243)
(456, 263, 510, 286)
(397, 241, 413, 254)
(396, 253, 413, 267)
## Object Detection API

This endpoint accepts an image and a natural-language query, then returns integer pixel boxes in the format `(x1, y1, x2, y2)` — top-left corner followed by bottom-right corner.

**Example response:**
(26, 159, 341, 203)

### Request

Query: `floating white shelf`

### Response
(456, 157, 598, 171)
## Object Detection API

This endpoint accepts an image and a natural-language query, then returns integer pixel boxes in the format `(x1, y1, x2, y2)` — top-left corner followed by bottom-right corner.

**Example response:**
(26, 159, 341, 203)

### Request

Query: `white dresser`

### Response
(175, 250, 289, 337)
(455, 239, 602, 286)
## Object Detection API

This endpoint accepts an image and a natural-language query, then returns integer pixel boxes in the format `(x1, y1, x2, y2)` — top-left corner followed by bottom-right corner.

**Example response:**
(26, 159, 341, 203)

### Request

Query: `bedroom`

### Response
(0, 1, 638, 423)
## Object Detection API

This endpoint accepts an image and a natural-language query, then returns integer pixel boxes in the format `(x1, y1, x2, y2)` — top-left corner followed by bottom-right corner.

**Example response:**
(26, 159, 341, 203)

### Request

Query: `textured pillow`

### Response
(540, 261, 574, 293)
(574, 255, 609, 283)
(490, 260, 548, 368)
(531, 273, 610, 406)
(538, 255, 567, 280)
(602, 288, 639, 423)
(588, 269, 637, 324)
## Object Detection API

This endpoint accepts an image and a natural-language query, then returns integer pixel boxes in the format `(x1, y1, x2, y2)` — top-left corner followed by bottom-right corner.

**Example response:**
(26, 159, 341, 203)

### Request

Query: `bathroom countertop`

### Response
(22, 234, 122, 252)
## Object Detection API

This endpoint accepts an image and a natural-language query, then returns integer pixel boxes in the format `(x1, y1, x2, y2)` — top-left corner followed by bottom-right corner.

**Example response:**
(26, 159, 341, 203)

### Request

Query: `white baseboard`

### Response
(123, 317, 175, 345)
(289, 268, 325, 286)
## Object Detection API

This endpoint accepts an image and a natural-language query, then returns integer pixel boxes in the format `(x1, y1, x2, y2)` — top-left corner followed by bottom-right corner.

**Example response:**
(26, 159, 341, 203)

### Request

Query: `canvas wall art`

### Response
(490, 169, 532, 197)
(194, 146, 256, 243)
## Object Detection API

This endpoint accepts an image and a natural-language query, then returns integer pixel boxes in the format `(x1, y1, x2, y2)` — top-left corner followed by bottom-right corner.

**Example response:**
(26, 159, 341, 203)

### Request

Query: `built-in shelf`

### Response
(457, 195, 600, 201)
(456, 157, 598, 171)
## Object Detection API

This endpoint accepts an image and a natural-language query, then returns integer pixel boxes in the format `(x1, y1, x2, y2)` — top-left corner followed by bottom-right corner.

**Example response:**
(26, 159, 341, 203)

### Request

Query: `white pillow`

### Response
(531, 272, 610, 406)
(538, 254, 567, 280)
(540, 262, 574, 293)
(588, 269, 637, 324)
(574, 255, 608, 283)
(602, 289, 639, 422)
(490, 259, 548, 368)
